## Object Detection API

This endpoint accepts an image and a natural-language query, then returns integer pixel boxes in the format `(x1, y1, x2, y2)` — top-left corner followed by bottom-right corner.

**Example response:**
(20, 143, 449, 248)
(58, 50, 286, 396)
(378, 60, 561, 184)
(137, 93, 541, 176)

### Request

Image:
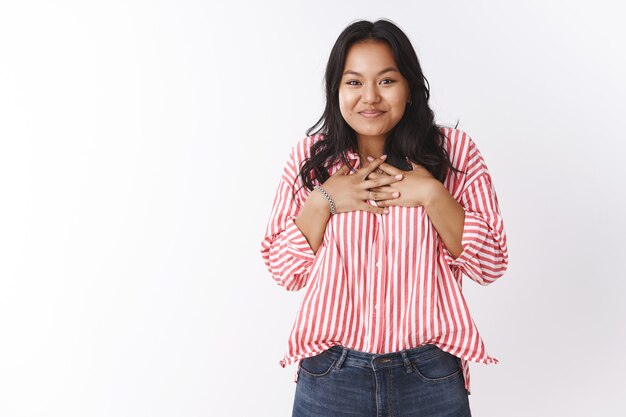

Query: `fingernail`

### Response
(381, 154, 387, 160)
(383, 208, 389, 214)
(395, 174, 403, 179)
(367, 156, 373, 161)
(392, 192, 399, 197)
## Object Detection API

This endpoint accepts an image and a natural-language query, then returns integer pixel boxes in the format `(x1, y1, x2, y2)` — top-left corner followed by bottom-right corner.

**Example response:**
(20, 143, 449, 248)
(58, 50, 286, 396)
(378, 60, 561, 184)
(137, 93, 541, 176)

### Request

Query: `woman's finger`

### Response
(375, 161, 403, 177)
(360, 155, 388, 178)
(366, 170, 403, 183)
(368, 185, 396, 194)
(334, 160, 354, 175)
(360, 201, 387, 215)
(365, 189, 400, 201)
(364, 156, 404, 178)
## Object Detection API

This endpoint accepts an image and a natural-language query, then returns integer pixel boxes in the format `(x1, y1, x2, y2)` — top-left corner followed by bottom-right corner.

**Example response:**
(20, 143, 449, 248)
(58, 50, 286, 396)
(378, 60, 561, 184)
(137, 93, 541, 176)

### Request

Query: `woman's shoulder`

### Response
(437, 125, 480, 161)
(288, 133, 326, 164)
(438, 125, 474, 147)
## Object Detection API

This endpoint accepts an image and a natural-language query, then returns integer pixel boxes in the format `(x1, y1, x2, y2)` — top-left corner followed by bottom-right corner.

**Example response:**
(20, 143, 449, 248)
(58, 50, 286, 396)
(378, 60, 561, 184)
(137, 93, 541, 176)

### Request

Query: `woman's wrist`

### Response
(307, 188, 333, 217)
(313, 185, 336, 215)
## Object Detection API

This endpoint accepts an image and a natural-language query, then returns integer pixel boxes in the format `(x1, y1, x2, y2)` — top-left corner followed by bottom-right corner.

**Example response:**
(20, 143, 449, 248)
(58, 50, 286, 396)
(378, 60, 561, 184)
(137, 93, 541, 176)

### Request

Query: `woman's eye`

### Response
(345, 79, 395, 86)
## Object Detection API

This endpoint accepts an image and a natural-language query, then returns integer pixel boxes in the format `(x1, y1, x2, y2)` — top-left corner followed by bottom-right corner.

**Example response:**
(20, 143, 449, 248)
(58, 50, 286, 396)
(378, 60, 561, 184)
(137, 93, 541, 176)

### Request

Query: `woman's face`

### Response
(338, 40, 410, 143)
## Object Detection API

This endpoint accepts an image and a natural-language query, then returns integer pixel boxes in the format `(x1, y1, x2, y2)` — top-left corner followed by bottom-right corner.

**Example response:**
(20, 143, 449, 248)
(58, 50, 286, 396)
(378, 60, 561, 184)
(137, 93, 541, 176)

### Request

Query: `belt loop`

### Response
(400, 350, 413, 373)
(334, 346, 348, 369)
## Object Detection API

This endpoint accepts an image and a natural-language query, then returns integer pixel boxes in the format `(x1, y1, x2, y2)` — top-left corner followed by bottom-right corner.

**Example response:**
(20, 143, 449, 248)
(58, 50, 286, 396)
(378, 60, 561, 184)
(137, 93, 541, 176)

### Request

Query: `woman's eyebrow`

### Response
(342, 67, 399, 76)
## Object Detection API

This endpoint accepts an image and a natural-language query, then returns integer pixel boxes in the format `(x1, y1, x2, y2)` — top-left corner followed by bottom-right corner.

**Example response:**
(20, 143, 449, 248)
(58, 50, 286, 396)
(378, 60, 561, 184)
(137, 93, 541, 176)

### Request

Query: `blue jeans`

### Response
(292, 344, 471, 417)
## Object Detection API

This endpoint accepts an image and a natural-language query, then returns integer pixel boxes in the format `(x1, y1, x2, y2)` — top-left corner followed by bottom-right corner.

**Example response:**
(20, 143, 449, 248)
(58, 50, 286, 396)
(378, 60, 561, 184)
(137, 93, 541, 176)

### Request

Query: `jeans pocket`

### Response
(298, 349, 339, 378)
(410, 349, 462, 383)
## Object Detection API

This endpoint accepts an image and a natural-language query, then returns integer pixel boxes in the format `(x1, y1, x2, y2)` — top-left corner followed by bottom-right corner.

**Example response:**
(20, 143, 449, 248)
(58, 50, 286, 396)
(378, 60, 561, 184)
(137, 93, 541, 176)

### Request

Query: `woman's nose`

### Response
(361, 84, 380, 104)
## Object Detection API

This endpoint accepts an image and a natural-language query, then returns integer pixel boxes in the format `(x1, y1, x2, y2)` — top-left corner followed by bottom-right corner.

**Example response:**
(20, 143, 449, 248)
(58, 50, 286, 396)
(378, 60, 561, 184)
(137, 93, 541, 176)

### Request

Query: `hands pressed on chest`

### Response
(317, 154, 444, 215)
(312, 153, 464, 258)
(363, 155, 441, 208)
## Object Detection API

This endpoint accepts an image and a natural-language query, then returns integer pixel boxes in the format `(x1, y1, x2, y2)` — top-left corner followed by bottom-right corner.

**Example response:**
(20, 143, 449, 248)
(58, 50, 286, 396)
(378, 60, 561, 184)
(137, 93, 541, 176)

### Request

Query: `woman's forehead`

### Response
(343, 42, 397, 73)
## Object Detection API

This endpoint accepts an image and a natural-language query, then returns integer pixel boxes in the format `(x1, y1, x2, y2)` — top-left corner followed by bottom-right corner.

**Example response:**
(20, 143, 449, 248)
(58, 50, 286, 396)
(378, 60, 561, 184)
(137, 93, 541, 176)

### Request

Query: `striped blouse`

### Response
(260, 127, 509, 395)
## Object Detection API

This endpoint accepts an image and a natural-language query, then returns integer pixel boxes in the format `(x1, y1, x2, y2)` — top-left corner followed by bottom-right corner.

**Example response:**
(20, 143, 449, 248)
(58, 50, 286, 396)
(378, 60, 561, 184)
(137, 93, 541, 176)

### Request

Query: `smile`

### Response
(359, 111, 384, 118)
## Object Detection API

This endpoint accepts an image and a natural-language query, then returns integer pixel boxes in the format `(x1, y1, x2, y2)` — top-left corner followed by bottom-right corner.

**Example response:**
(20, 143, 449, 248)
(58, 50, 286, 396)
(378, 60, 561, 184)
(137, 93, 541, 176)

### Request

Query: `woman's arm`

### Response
(423, 184, 465, 259)
(260, 139, 329, 291)
(293, 190, 331, 255)
(432, 133, 509, 286)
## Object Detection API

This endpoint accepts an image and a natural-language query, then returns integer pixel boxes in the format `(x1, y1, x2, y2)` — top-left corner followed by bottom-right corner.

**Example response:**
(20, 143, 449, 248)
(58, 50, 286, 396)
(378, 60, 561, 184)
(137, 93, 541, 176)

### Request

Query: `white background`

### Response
(1, 1, 625, 416)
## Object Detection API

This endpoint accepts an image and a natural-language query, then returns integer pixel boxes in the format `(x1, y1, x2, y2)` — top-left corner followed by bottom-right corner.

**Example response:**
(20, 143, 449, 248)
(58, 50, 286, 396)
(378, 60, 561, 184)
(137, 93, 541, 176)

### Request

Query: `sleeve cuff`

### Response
(284, 216, 316, 262)
(440, 210, 487, 268)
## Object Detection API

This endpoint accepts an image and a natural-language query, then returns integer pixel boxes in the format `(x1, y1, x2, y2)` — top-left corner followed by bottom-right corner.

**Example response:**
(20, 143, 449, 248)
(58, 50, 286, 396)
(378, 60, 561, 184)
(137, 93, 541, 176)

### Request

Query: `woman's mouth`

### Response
(360, 111, 384, 118)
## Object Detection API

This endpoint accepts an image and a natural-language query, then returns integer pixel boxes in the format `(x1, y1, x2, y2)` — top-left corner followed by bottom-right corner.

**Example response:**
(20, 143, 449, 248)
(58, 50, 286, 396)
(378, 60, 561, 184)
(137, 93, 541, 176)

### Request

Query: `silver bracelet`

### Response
(314, 185, 336, 215)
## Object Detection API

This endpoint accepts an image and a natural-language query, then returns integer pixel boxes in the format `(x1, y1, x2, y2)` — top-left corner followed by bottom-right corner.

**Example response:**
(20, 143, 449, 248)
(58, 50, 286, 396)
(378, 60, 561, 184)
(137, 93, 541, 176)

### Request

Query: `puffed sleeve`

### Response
(439, 133, 509, 286)
(260, 140, 318, 291)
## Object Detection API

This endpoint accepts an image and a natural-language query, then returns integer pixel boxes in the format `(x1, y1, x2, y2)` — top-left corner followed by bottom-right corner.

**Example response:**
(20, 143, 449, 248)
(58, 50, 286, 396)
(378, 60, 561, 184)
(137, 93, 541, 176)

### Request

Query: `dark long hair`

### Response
(293, 19, 464, 197)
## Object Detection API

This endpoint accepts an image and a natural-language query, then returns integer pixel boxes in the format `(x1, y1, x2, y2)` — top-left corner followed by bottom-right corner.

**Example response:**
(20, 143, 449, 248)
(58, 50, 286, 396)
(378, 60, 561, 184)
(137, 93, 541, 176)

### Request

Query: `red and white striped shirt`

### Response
(260, 127, 508, 395)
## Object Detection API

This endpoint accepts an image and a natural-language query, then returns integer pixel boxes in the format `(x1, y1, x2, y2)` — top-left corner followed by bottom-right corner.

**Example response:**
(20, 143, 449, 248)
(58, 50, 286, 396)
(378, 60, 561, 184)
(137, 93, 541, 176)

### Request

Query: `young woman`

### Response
(260, 19, 508, 417)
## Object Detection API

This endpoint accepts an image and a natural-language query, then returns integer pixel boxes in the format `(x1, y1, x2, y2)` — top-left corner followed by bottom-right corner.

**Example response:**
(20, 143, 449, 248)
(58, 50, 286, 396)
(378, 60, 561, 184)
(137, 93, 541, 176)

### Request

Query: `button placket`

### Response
(368, 219, 379, 351)
(376, 216, 387, 352)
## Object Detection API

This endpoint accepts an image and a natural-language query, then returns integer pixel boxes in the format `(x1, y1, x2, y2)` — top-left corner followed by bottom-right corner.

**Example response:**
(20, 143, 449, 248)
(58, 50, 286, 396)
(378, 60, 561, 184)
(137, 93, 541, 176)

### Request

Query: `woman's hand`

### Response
(317, 155, 404, 215)
(364, 156, 441, 207)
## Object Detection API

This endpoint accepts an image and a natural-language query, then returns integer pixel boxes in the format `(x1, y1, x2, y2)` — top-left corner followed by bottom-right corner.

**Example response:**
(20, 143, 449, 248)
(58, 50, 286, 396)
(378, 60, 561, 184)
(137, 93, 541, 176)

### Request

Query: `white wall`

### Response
(0, 0, 624, 416)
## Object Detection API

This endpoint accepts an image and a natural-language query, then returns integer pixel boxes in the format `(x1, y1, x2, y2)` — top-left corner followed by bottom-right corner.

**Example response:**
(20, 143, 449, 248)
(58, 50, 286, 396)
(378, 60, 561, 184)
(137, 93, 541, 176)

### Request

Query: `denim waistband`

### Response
(323, 343, 446, 372)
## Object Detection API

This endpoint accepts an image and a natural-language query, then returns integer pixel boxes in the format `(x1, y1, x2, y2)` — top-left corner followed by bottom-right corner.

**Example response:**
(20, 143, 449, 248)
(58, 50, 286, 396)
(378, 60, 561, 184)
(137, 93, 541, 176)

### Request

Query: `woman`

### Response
(260, 19, 508, 417)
